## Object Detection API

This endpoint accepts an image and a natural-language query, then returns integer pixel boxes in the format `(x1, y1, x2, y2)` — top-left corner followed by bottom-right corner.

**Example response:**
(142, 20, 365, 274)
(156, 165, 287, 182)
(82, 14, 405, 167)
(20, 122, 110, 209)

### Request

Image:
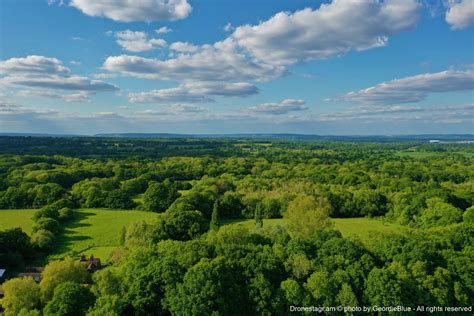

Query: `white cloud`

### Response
(232, 0, 420, 65)
(4, 75, 118, 92)
(249, 99, 308, 115)
(129, 81, 258, 104)
(0, 55, 69, 76)
(345, 69, 474, 104)
(169, 41, 199, 53)
(281, 103, 474, 123)
(103, 0, 420, 85)
(136, 104, 209, 116)
(445, 0, 474, 29)
(69, 0, 192, 22)
(156, 26, 172, 34)
(224, 23, 234, 32)
(0, 55, 118, 102)
(115, 30, 167, 52)
(16, 90, 91, 103)
(103, 40, 286, 82)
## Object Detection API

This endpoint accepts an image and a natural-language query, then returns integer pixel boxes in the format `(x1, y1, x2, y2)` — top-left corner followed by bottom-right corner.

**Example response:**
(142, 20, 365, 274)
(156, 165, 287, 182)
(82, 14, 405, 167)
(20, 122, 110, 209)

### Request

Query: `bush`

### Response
(31, 229, 55, 251)
(44, 282, 95, 316)
(58, 207, 74, 222)
(33, 218, 60, 235)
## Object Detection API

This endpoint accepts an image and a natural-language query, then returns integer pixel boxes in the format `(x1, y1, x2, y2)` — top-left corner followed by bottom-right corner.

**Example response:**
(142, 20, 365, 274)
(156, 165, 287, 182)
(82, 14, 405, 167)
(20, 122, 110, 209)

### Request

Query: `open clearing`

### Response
(0, 209, 37, 234)
(2, 209, 407, 261)
(1, 208, 158, 262)
(223, 217, 408, 243)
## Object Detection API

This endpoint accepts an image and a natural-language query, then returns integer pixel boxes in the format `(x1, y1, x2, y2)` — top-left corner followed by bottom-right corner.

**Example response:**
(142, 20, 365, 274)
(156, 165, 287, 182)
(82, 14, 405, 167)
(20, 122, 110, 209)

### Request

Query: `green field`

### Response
(1, 209, 158, 262)
(223, 217, 407, 243)
(0, 209, 37, 234)
(1, 209, 407, 262)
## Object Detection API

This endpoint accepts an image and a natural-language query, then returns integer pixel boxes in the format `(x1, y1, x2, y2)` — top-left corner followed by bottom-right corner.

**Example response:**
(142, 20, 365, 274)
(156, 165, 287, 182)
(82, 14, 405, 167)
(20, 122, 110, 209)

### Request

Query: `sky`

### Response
(0, 0, 473, 135)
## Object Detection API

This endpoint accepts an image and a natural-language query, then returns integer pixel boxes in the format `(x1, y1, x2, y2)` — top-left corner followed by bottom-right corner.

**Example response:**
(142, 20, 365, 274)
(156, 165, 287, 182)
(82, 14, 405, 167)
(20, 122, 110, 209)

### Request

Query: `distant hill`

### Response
(93, 133, 474, 142)
(1, 132, 473, 142)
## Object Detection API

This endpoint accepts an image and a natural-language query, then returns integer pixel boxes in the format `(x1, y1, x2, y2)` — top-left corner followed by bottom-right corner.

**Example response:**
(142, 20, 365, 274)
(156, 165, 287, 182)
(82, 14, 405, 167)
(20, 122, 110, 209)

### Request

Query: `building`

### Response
(80, 254, 102, 272)
(18, 267, 44, 283)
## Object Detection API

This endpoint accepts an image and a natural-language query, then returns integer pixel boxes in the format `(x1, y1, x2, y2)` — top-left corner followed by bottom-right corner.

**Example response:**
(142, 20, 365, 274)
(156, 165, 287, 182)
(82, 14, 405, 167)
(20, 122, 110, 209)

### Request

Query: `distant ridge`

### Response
(93, 133, 474, 142)
(1, 133, 473, 142)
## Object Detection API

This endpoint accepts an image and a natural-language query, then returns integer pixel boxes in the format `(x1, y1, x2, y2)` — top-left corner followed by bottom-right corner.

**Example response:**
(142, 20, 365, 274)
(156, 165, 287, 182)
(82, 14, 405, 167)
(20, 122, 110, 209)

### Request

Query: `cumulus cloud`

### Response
(129, 81, 258, 104)
(103, 40, 286, 82)
(156, 26, 172, 34)
(281, 103, 474, 123)
(17, 90, 91, 103)
(69, 0, 192, 22)
(345, 69, 474, 104)
(0, 55, 118, 101)
(232, 0, 420, 65)
(169, 41, 199, 53)
(445, 0, 474, 29)
(249, 99, 308, 115)
(0, 55, 69, 76)
(136, 104, 209, 116)
(115, 30, 167, 52)
(103, 0, 420, 85)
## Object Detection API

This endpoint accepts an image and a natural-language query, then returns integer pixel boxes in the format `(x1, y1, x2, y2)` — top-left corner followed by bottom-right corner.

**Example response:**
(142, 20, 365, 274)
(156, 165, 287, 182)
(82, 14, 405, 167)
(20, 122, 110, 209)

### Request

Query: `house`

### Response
(18, 267, 45, 283)
(80, 254, 102, 272)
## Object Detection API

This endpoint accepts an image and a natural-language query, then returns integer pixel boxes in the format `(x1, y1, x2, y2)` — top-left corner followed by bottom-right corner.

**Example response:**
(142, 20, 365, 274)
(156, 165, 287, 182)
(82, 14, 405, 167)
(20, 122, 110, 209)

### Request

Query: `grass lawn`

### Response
(2, 208, 408, 263)
(49, 209, 158, 262)
(0, 209, 37, 234)
(0, 208, 158, 263)
(223, 217, 407, 244)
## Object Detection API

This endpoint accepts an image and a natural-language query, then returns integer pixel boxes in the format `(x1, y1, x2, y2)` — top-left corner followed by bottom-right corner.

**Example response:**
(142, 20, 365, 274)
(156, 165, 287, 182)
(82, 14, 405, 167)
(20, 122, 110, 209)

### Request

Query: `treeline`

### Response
(0, 142, 472, 226)
(2, 221, 473, 315)
(0, 140, 473, 315)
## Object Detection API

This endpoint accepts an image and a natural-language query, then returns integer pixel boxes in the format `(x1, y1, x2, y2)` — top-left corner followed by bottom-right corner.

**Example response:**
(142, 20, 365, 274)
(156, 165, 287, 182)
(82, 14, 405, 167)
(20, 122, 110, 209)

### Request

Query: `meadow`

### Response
(223, 217, 408, 244)
(1, 208, 407, 261)
(0, 209, 158, 262)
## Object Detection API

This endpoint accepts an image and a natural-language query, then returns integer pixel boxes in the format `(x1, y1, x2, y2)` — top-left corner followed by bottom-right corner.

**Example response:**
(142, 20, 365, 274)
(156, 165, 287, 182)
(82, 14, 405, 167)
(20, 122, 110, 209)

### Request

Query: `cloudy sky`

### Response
(0, 0, 473, 135)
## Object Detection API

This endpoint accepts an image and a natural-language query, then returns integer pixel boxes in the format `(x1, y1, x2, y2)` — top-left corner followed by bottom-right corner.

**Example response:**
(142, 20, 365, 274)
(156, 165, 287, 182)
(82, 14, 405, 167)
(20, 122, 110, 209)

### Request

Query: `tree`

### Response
(31, 183, 65, 208)
(143, 180, 180, 212)
(463, 206, 474, 223)
(337, 283, 359, 307)
(420, 198, 463, 228)
(43, 282, 95, 316)
(0, 228, 33, 273)
(58, 207, 74, 222)
(255, 202, 263, 229)
(0, 277, 41, 316)
(167, 257, 250, 315)
(163, 209, 207, 241)
(40, 257, 89, 302)
(284, 195, 333, 239)
(104, 190, 136, 209)
(31, 229, 55, 250)
(210, 200, 219, 231)
(32, 217, 60, 235)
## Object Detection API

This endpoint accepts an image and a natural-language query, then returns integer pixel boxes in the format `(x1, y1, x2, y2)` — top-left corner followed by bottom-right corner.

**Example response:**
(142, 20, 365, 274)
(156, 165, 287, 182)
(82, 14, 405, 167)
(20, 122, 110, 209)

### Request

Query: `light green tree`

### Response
(0, 277, 41, 316)
(284, 195, 333, 239)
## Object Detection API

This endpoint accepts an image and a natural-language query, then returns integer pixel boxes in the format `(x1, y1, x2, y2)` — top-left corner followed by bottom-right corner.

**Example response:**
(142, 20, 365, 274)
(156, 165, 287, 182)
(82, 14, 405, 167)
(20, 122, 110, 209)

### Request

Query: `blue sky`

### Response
(0, 0, 473, 135)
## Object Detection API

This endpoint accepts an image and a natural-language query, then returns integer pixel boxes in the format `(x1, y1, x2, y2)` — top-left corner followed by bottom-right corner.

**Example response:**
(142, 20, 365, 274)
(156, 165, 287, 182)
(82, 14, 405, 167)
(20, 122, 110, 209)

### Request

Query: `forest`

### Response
(0, 136, 473, 315)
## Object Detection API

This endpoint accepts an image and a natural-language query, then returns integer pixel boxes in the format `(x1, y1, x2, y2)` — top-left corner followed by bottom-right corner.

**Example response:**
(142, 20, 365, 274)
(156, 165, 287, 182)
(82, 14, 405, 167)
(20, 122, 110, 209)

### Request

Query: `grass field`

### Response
(0, 208, 158, 263)
(223, 217, 407, 243)
(0, 209, 37, 234)
(1, 208, 407, 262)
(49, 209, 159, 262)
